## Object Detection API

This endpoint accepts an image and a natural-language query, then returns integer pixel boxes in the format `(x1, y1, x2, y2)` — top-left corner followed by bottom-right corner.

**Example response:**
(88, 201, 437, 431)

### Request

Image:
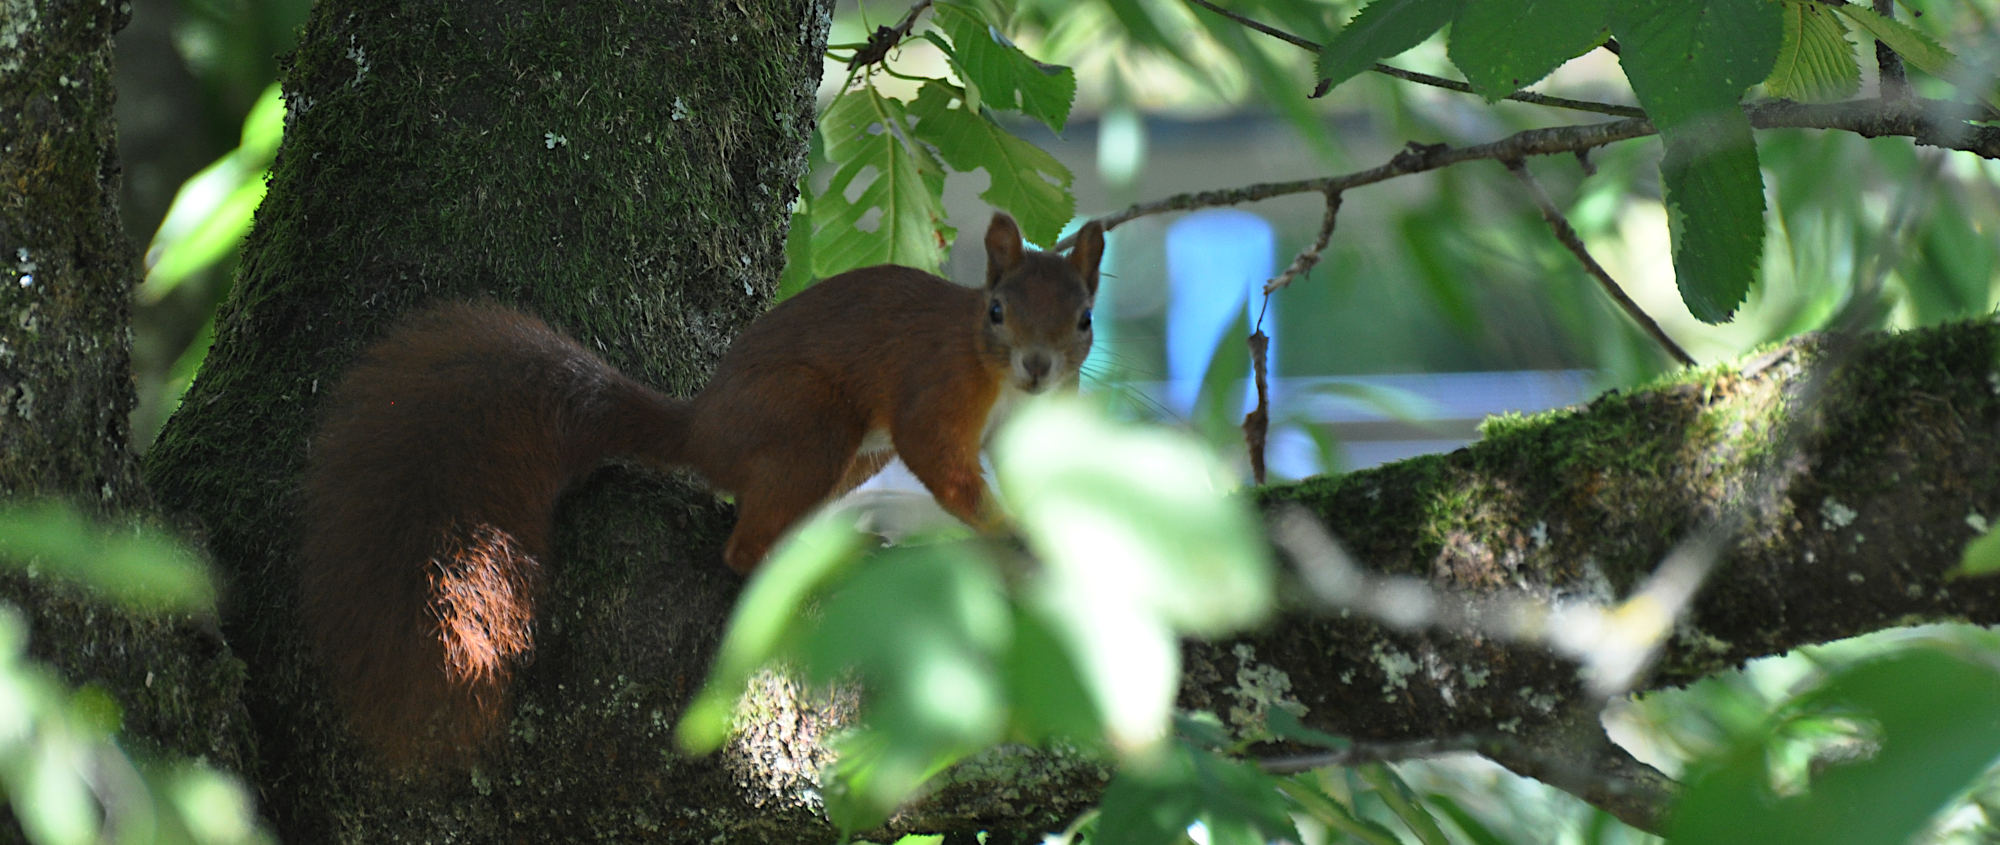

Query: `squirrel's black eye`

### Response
(1078, 307, 1093, 331)
(989, 299, 1004, 325)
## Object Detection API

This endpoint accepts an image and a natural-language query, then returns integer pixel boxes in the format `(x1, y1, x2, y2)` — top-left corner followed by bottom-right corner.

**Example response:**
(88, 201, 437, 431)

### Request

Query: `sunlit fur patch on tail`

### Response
(430, 521, 540, 687)
(408, 521, 543, 758)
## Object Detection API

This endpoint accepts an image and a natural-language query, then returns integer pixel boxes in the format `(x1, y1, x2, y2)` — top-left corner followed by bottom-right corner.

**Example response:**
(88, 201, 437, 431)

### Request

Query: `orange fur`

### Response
(300, 213, 1105, 765)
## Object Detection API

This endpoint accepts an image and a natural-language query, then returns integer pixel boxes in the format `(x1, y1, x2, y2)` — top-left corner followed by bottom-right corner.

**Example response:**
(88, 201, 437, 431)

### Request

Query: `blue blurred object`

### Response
(1165, 209, 1275, 415)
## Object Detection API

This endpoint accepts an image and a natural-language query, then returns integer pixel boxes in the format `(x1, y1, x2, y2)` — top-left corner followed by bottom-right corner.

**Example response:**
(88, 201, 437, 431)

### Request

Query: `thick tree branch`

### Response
(1162, 320, 2000, 831)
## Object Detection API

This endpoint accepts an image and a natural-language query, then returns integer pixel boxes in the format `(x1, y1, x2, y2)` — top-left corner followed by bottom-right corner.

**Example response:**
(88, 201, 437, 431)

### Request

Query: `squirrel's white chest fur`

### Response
(855, 381, 1031, 458)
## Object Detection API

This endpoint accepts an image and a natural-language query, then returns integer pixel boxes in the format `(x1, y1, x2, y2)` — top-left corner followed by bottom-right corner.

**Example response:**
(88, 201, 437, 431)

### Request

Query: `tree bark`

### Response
(1185, 322, 2000, 829)
(141, 0, 836, 839)
(0, 0, 254, 779)
(1, 0, 145, 506)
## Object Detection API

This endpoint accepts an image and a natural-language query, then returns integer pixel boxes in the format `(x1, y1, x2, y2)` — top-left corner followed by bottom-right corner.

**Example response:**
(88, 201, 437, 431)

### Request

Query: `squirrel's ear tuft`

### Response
(1068, 220, 1105, 296)
(984, 213, 1025, 287)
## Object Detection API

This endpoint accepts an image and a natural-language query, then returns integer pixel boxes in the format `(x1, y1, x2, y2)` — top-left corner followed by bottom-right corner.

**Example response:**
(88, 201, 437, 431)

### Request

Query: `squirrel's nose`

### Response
(1022, 353, 1052, 381)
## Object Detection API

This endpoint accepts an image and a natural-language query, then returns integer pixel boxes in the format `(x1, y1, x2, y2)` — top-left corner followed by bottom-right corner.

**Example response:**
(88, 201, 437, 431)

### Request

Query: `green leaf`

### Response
(1659, 123, 1767, 322)
(1830, 3, 1992, 107)
(145, 174, 267, 293)
(1002, 606, 1103, 745)
(675, 514, 870, 753)
(932, 2, 1077, 132)
(1095, 742, 1300, 845)
(1189, 7, 1338, 158)
(1448, 0, 1609, 101)
(1425, 792, 1514, 845)
(0, 501, 215, 612)
(1100, 0, 1197, 67)
(1952, 522, 2000, 578)
(995, 399, 1271, 753)
(141, 83, 285, 301)
(811, 546, 1010, 830)
(811, 88, 950, 277)
(1668, 648, 2000, 845)
(1611, 0, 1780, 322)
(1278, 778, 1406, 845)
(997, 400, 1271, 637)
(1316, 0, 1467, 94)
(774, 206, 815, 301)
(1765, 0, 1860, 103)
(1611, 0, 1780, 126)
(1359, 764, 1451, 845)
(908, 84, 1075, 247)
(1266, 708, 1351, 751)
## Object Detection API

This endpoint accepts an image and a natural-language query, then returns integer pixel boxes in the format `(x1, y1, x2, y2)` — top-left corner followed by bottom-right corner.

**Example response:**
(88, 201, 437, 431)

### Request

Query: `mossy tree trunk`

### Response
(141, 0, 843, 839)
(0, 0, 253, 776)
(1, 0, 144, 506)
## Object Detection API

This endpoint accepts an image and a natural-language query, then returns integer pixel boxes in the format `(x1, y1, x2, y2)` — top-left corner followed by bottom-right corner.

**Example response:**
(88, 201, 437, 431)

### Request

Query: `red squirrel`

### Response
(300, 212, 1105, 764)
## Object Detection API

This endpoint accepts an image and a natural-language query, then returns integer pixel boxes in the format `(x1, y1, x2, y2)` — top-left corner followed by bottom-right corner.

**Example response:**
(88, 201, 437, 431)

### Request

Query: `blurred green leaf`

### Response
(811, 546, 1011, 829)
(1095, 741, 1300, 845)
(1425, 791, 1514, 845)
(1765, 0, 1860, 103)
(141, 84, 284, 301)
(933, 1, 1077, 132)
(812, 88, 950, 277)
(1610, 0, 1779, 323)
(1952, 525, 2000, 578)
(1279, 777, 1405, 845)
(1266, 708, 1350, 751)
(1447, 0, 1608, 101)
(1002, 606, 1102, 745)
(145, 176, 266, 294)
(0, 501, 214, 613)
(996, 399, 1271, 752)
(165, 765, 267, 843)
(1099, 0, 1197, 67)
(1831, 4, 1996, 109)
(999, 399, 1270, 635)
(0, 607, 270, 845)
(1668, 647, 2000, 844)
(675, 515, 870, 753)
(1174, 711, 1236, 751)
(1316, 0, 1466, 94)
(1189, 8, 1337, 159)
(1908, 201, 1996, 322)
(908, 84, 1076, 247)
(1359, 763, 1451, 845)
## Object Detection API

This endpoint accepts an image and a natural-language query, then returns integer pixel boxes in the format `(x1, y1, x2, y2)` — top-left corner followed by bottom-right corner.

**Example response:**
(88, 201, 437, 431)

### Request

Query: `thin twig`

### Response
(1242, 332, 1271, 484)
(847, 0, 935, 70)
(1504, 158, 1696, 368)
(1058, 97, 2000, 249)
(1263, 188, 1342, 296)
(1259, 735, 1483, 774)
(1182, 0, 1644, 118)
(1872, 0, 1910, 102)
(1479, 733, 1674, 834)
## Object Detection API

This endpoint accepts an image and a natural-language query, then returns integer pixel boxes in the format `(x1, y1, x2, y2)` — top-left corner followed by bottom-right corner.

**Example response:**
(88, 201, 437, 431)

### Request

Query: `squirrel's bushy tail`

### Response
(300, 303, 690, 765)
